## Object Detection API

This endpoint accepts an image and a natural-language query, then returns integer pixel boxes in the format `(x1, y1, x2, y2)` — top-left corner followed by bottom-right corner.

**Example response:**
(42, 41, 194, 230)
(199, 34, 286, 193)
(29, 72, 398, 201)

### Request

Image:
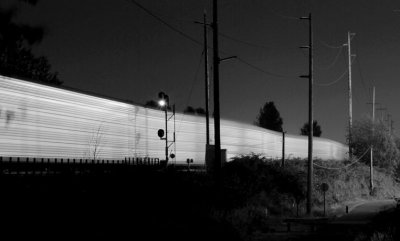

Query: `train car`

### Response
(0, 75, 348, 164)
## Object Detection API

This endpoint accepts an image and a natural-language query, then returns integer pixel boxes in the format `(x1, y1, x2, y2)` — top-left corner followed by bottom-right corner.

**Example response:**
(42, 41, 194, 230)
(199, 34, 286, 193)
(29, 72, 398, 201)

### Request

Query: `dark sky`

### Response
(4, 0, 400, 143)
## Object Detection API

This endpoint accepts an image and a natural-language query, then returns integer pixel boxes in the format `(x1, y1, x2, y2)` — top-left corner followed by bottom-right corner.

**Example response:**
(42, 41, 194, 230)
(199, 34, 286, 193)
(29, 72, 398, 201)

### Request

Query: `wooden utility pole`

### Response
(370, 86, 375, 191)
(346, 31, 356, 159)
(300, 13, 313, 216)
(203, 11, 210, 145)
(194, 12, 211, 145)
(212, 0, 221, 182)
(282, 131, 286, 168)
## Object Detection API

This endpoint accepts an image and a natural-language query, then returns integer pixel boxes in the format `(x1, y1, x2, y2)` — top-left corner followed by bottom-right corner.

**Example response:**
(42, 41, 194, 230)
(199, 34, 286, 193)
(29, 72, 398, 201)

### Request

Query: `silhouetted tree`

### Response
(195, 107, 206, 115)
(184, 106, 196, 114)
(144, 100, 158, 108)
(300, 120, 322, 137)
(255, 101, 283, 132)
(0, 1, 61, 85)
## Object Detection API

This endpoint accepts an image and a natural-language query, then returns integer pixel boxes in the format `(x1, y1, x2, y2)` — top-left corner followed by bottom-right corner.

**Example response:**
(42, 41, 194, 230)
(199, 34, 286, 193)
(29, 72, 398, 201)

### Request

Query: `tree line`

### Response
(0, 0, 61, 85)
(255, 101, 322, 137)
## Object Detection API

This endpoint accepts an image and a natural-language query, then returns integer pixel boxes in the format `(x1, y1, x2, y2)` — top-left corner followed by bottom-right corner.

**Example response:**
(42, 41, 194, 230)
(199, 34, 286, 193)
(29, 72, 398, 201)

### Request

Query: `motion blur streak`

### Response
(0, 76, 348, 164)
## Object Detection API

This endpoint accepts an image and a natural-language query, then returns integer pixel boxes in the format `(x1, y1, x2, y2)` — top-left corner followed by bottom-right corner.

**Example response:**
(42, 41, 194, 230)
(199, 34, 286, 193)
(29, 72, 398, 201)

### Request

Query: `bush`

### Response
(349, 117, 400, 170)
(220, 154, 306, 211)
(208, 154, 308, 240)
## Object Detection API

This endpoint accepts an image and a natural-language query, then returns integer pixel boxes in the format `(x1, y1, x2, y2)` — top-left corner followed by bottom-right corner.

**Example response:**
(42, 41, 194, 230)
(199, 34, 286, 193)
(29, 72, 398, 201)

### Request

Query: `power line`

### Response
(315, 68, 348, 87)
(355, 60, 370, 100)
(219, 32, 270, 50)
(128, 0, 297, 81)
(236, 57, 297, 79)
(317, 38, 344, 49)
(127, 0, 203, 46)
(353, 46, 371, 101)
(176, 50, 205, 137)
(313, 147, 370, 170)
(354, 37, 375, 88)
(317, 45, 344, 70)
(250, 1, 300, 20)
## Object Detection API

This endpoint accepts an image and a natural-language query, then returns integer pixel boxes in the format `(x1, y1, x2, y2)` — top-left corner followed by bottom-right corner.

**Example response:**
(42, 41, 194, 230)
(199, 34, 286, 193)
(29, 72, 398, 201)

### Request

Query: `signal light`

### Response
(157, 129, 164, 138)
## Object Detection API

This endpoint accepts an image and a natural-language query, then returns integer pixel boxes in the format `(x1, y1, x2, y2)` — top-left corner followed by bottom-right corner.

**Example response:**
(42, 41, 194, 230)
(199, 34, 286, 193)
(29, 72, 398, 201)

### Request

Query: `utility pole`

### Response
(203, 11, 210, 145)
(345, 31, 356, 159)
(370, 86, 375, 191)
(212, 0, 221, 182)
(195, 11, 211, 145)
(282, 131, 286, 168)
(300, 13, 313, 216)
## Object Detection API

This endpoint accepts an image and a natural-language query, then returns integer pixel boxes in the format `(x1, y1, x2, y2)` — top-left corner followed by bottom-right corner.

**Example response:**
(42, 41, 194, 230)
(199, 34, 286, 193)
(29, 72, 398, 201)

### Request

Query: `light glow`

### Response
(158, 99, 166, 107)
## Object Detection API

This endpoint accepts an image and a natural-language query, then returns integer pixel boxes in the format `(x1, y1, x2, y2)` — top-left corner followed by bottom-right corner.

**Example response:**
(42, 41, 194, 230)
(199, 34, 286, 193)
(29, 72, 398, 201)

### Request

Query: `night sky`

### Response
(3, 0, 400, 143)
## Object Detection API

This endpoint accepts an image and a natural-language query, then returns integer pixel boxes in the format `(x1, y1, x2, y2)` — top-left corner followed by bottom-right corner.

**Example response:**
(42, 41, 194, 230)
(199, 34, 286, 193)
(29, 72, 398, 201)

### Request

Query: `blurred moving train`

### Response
(0, 75, 348, 164)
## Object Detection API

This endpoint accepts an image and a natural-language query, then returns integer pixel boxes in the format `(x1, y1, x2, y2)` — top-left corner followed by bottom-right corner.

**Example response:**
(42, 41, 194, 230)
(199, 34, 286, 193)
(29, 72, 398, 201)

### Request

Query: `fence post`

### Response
(33, 158, 36, 176)
(16, 157, 20, 175)
(47, 159, 51, 175)
(40, 158, 44, 175)
(25, 157, 29, 175)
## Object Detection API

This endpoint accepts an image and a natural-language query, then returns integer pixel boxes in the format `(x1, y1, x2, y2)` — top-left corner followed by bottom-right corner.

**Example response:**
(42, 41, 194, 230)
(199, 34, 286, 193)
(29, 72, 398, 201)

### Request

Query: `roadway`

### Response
(331, 199, 397, 224)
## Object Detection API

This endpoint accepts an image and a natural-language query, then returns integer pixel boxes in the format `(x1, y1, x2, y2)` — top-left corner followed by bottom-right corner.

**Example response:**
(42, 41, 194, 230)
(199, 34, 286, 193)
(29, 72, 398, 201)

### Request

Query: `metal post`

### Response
(165, 103, 168, 164)
(173, 104, 176, 164)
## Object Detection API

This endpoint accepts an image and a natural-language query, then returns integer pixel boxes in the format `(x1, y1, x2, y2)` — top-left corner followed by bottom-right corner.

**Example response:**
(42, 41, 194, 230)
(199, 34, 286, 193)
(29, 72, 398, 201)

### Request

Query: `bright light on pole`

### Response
(158, 99, 166, 107)
(157, 91, 175, 166)
(158, 92, 169, 164)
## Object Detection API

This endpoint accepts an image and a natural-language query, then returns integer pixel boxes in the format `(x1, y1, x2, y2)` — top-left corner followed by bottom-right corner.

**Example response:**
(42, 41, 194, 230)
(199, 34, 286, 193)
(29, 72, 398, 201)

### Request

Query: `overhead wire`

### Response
(127, 0, 203, 46)
(353, 43, 372, 101)
(314, 69, 348, 87)
(250, 0, 300, 20)
(175, 50, 204, 137)
(313, 147, 370, 170)
(317, 38, 344, 49)
(236, 57, 298, 79)
(317, 45, 344, 70)
(128, 0, 294, 80)
(219, 32, 270, 50)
